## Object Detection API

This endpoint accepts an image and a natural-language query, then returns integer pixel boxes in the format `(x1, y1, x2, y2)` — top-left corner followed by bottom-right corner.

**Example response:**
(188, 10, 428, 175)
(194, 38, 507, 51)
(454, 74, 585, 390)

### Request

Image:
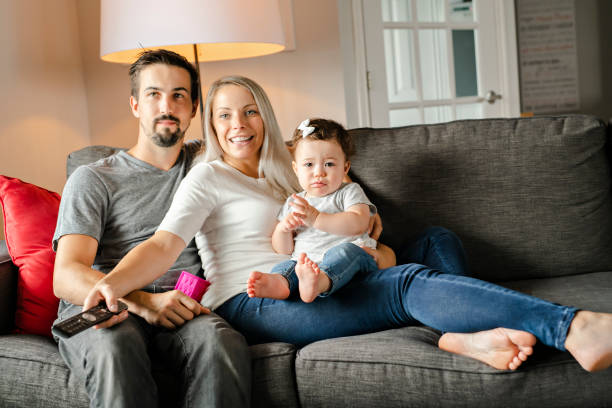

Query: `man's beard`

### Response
(150, 115, 185, 147)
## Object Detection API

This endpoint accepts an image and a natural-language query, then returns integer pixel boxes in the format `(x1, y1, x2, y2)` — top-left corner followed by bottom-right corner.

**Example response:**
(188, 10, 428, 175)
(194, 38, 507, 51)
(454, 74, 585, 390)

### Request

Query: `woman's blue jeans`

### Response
(396, 226, 469, 277)
(216, 227, 577, 350)
(270, 242, 378, 297)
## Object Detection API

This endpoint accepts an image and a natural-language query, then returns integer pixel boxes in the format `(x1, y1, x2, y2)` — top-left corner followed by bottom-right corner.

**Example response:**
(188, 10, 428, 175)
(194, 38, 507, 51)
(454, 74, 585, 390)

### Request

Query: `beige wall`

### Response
(3, 1, 608, 244)
(1, 0, 346, 241)
(75, 0, 139, 149)
(0, 0, 91, 240)
(76, 0, 347, 146)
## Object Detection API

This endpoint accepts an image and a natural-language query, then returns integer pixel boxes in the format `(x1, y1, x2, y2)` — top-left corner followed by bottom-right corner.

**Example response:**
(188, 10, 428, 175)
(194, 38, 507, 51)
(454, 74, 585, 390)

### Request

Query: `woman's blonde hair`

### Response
(201, 75, 299, 200)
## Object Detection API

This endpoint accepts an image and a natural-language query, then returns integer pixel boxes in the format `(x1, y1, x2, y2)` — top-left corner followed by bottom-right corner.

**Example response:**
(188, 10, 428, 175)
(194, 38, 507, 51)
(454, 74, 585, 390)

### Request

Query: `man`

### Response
(52, 50, 251, 407)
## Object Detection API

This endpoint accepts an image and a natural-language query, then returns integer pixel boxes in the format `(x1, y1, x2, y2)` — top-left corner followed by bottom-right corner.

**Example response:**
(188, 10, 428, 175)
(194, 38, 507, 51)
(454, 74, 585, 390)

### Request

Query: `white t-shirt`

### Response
(158, 160, 290, 310)
(277, 182, 377, 263)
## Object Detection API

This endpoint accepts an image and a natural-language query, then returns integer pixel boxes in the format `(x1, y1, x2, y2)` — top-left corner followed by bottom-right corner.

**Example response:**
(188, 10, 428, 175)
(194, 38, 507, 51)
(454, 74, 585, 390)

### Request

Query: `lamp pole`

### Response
(193, 44, 205, 138)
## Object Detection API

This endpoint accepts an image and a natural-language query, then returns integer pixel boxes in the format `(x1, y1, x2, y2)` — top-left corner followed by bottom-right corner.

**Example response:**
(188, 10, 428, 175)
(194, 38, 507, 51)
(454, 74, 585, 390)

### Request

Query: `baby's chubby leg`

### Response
(295, 253, 332, 303)
(247, 271, 290, 300)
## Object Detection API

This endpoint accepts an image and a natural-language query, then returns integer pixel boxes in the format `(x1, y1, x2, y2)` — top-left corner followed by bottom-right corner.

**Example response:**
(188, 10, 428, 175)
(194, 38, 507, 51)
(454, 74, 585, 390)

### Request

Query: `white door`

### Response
(351, 0, 520, 127)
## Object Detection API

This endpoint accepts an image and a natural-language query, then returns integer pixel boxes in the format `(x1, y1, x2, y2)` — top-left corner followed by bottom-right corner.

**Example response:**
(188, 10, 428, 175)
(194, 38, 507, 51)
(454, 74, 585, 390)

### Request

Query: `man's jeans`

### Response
(271, 242, 378, 297)
(217, 227, 576, 350)
(55, 304, 251, 408)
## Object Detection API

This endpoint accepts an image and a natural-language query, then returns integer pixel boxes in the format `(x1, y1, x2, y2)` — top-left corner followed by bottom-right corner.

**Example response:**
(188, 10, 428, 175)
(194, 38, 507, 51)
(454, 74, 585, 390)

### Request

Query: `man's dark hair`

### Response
(129, 49, 199, 102)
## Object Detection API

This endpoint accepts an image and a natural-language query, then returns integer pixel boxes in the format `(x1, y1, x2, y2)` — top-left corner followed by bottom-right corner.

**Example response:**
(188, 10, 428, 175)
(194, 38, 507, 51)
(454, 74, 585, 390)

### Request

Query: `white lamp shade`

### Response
(100, 0, 286, 63)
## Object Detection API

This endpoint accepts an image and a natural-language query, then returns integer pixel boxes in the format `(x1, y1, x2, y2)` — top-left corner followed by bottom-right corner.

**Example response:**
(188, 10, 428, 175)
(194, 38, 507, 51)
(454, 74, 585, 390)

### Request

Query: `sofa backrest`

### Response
(67, 117, 612, 282)
(66, 141, 202, 179)
(348, 115, 612, 281)
(66, 145, 125, 179)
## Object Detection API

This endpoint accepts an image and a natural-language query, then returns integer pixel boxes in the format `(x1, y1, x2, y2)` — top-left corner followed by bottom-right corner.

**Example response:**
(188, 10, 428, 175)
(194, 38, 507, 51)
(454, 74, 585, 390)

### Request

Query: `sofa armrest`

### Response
(0, 239, 17, 333)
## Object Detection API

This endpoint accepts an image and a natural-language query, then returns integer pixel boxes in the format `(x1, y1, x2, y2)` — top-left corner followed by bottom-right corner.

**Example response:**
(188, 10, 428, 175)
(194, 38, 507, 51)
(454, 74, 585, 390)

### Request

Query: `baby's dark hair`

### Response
(288, 118, 354, 160)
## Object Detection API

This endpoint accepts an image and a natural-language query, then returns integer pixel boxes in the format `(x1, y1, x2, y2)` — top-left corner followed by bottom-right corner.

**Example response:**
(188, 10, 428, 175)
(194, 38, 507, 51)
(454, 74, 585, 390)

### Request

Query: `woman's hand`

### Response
(368, 213, 383, 240)
(361, 242, 396, 270)
(289, 194, 320, 227)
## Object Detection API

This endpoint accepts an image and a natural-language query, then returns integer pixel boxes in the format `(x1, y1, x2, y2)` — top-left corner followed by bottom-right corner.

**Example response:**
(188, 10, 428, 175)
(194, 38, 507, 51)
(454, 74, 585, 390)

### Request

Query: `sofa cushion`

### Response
(0, 334, 88, 407)
(0, 176, 60, 337)
(348, 115, 612, 281)
(296, 271, 612, 407)
(0, 334, 299, 408)
(500, 270, 612, 313)
(296, 324, 612, 407)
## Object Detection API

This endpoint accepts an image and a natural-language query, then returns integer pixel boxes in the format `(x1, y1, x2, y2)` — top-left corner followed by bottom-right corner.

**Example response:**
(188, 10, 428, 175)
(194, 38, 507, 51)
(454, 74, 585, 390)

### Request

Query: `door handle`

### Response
(485, 90, 502, 104)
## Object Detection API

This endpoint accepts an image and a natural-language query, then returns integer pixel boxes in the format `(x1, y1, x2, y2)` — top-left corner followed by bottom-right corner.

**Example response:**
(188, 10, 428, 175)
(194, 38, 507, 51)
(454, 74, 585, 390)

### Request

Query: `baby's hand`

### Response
(289, 194, 320, 227)
(279, 211, 304, 232)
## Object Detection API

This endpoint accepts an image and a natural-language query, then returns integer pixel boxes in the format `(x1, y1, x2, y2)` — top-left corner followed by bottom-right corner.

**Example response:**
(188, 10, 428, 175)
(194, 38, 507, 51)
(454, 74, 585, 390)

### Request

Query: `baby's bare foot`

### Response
(295, 253, 331, 303)
(246, 271, 290, 300)
(439, 328, 536, 370)
(565, 311, 612, 372)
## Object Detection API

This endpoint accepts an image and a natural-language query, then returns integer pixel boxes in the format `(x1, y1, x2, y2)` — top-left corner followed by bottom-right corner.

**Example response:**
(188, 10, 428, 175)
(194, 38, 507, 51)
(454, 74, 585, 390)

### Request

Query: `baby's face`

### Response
(292, 139, 349, 197)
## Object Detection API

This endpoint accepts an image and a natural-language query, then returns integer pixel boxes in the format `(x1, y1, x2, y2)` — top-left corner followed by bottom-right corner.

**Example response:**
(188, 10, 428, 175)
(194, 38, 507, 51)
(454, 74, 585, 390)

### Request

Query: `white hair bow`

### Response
(298, 119, 315, 138)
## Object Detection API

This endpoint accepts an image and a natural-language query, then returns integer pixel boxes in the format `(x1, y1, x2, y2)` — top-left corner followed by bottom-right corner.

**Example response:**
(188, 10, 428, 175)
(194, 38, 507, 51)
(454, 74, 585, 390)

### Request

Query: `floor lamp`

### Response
(99, 0, 287, 136)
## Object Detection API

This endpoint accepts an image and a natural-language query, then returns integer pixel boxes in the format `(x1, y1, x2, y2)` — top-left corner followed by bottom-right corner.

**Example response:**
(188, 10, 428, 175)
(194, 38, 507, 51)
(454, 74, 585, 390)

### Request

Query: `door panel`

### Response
(363, 0, 506, 127)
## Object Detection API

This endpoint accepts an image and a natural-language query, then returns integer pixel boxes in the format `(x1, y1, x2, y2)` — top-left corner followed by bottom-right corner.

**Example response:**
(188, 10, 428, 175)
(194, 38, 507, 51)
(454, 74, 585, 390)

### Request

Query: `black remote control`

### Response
(52, 301, 128, 339)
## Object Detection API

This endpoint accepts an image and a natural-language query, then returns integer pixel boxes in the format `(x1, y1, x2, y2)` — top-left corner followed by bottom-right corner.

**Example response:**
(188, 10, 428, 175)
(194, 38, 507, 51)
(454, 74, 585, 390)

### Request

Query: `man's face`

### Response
(130, 64, 196, 147)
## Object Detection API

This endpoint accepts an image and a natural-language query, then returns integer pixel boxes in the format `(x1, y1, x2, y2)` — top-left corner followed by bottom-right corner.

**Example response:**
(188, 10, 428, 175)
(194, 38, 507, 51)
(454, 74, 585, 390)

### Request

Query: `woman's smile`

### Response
(229, 134, 255, 144)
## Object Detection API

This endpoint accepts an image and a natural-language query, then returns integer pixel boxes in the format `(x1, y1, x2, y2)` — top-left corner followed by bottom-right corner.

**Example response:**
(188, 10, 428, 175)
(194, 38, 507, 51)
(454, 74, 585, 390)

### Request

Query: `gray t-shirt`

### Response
(278, 182, 377, 263)
(53, 142, 202, 293)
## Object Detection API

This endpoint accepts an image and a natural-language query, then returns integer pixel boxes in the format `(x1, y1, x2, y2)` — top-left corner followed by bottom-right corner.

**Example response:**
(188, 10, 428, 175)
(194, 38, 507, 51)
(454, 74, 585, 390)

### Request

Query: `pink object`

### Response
(174, 271, 211, 302)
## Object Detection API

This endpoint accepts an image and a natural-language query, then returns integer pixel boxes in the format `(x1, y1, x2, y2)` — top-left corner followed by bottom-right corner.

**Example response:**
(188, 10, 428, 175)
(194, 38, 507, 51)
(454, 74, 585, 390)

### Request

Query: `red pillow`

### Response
(0, 175, 60, 337)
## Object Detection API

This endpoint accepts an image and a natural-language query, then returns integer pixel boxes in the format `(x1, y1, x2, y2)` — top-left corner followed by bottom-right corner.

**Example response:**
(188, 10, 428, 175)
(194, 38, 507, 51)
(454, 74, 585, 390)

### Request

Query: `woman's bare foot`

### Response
(246, 271, 290, 300)
(564, 311, 612, 372)
(295, 253, 331, 303)
(439, 328, 536, 370)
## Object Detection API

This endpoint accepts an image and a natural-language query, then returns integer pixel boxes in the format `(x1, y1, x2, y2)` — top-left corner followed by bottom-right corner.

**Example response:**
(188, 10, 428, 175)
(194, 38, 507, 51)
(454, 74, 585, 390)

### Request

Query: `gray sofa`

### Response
(1, 115, 612, 407)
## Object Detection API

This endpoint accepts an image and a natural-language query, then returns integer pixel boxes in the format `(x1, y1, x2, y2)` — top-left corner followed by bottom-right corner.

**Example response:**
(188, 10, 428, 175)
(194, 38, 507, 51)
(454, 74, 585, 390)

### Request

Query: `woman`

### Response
(85, 75, 612, 373)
